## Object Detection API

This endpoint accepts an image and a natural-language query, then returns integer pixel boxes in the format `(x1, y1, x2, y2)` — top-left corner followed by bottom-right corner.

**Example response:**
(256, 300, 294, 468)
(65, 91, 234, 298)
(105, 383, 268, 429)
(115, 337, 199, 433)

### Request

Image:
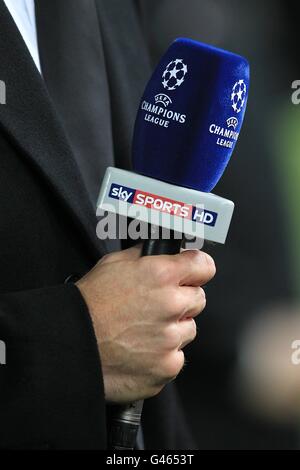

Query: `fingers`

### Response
(161, 318, 197, 353)
(101, 246, 215, 289)
(152, 319, 196, 388)
(175, 250, 216, 286)
(155, 350, 185, 386)
(179, 286, 206, 319)
(138, 249, 216, 289)
(178, 319, 197, 349)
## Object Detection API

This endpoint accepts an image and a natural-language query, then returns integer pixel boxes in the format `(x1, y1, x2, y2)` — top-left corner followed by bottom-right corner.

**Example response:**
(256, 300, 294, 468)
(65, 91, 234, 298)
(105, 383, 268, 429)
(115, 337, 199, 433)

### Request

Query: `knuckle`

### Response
(163, 323, 181, 350)
(155, 262, 174, 285)
(182, 249, 201, 259)
(185, 288, 206, 318)
(189, 319, 197, 342)
(149, 384, 164, 398)
(197, 287, 207, 310)
(184, 249, 204, 266)
(99, 252, 117, 265)
(160, 352, 185, 381)
(204, 253, 216, 278)
(142, 258, 174, 285)
(159, 289, 185, 319)
(183, 250, 216, 280)
(181, 320, 197, 347)
(168, 289, 186, 316)
(99, 253, 111, 264)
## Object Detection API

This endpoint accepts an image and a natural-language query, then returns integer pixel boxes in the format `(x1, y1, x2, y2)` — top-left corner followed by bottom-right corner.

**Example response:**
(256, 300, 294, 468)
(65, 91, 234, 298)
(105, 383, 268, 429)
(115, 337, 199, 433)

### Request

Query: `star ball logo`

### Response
(231, 79, 247, 113)
(162, 59, 188, 91)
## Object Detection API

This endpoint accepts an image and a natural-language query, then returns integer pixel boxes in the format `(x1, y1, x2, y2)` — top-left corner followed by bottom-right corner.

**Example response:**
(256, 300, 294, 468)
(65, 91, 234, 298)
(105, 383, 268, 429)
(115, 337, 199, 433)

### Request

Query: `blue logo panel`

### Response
(109, 184, 135, 203)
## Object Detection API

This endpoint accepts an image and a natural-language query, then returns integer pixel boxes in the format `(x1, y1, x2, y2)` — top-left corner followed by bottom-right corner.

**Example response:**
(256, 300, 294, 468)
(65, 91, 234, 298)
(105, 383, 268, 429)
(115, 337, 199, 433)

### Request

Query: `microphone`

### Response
(97, 38, 250, 450)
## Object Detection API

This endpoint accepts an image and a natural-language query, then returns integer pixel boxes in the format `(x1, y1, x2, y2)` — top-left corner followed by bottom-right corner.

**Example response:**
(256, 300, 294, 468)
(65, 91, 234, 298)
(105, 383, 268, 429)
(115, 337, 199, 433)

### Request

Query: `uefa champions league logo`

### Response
(231, 79, 247, 113)
(162, 59, 188, 91)
(226, 117, 239, 130)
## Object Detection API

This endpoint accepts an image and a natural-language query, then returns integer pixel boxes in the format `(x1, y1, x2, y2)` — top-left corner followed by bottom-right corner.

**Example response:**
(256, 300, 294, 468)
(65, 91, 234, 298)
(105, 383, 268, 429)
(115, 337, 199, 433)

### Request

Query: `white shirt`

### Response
(3, 0, 41, 73)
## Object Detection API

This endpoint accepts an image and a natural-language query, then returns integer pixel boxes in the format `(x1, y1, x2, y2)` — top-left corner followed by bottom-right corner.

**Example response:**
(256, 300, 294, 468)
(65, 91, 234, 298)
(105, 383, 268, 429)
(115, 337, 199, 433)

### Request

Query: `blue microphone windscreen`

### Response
(132, 38, 250, 192)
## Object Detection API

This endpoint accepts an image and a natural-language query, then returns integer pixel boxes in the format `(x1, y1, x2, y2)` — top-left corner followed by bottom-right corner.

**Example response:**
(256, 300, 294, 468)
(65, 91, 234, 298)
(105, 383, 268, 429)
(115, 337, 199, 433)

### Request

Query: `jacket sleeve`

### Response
(0, 283, 106, 449)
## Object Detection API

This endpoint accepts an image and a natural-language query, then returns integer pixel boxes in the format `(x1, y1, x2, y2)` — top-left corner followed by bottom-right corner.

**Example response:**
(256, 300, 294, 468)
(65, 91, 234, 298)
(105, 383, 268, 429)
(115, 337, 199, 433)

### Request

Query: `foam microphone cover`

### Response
(132, 38, 250, 193)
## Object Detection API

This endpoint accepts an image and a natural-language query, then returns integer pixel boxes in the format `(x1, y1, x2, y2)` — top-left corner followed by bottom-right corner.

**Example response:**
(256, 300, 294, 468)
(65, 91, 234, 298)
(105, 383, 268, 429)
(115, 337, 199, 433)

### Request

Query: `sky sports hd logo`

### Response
(109, 183, 218, 227)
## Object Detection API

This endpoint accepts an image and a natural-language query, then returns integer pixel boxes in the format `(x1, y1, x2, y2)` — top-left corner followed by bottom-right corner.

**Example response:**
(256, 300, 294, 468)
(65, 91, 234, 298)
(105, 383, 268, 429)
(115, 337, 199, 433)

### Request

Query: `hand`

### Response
(76, 246, 216, 404)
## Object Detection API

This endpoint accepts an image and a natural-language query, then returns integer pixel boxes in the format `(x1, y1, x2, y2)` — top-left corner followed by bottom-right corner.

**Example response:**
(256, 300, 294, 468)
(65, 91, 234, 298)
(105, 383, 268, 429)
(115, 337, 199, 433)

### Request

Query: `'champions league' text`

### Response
(141, 100, 186, 128)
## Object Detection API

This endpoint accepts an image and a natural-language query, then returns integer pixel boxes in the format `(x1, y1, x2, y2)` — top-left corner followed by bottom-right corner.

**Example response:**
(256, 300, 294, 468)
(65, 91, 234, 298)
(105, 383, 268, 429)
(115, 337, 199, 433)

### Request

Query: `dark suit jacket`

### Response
(0, 0, 194, 450)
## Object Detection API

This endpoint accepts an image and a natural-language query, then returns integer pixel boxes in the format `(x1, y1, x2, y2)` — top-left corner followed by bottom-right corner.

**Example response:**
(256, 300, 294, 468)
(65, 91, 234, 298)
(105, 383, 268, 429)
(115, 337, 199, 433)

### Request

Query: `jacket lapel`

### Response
(95, 0, 152, 171)
(0, 0, 105, 259)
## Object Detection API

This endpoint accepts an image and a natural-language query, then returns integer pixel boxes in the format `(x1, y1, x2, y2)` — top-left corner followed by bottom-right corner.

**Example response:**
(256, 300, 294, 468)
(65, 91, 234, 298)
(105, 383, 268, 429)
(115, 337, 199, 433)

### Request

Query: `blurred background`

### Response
(137, 0, 300, 449)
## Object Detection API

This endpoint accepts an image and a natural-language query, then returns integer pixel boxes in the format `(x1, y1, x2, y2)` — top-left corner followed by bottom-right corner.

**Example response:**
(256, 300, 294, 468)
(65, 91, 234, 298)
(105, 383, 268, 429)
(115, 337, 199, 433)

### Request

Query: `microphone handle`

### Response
(142, 236, 184, 256)
(109, 233, 183, 450)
